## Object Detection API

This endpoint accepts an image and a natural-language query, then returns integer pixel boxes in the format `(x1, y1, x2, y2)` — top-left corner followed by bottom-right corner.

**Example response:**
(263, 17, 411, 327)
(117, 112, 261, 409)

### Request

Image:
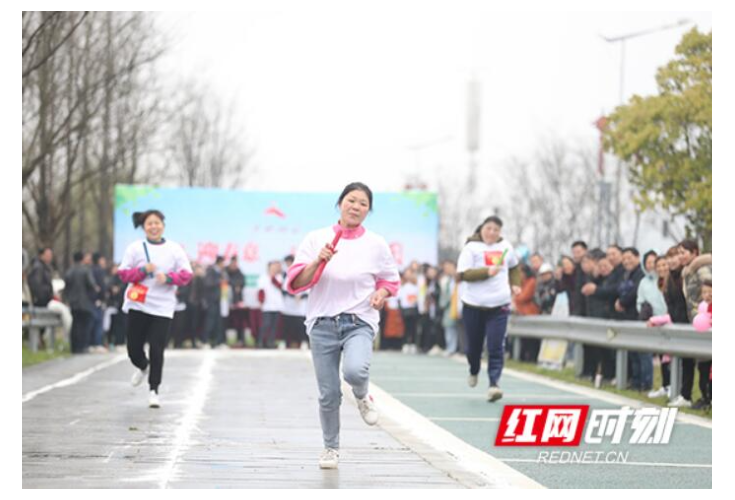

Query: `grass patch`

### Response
(22, 341, 70, 368)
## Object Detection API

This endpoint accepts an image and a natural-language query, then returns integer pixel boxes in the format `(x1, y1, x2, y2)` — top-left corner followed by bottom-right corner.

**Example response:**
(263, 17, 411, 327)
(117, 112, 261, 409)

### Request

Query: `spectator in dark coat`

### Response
(616, 248, 649, 391)
(64, 251, 99, 353)
(28, 247, 55, 307)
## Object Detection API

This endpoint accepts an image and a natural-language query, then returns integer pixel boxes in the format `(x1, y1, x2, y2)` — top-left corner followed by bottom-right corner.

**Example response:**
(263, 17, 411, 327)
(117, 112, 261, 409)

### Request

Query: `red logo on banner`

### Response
(495, 405, 590, 446)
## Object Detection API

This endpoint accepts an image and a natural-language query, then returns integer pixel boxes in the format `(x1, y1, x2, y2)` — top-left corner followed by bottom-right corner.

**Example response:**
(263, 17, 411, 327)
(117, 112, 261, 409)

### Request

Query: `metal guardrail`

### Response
(22, 306, 63, 353)
(507, 315, 712, 404)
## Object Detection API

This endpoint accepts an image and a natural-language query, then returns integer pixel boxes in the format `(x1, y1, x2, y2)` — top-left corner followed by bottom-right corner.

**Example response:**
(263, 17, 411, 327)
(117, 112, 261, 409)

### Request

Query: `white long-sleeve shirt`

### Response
(118, 239, 192, 319)
(286, 224, 400, 335)
(257, 273, 284, 313)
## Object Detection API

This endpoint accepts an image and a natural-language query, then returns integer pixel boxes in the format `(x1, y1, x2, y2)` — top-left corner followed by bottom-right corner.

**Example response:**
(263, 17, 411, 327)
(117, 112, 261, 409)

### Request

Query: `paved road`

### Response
(370, 352, 712, 489)
(23, 349, 712, 488)
(23, 350, 467, 489)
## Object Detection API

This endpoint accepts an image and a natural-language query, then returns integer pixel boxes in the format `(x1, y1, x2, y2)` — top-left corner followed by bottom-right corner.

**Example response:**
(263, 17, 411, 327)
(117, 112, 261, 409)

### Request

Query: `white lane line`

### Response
(373, 376, 472, 381)
(498, 458, 712, 469)
(158, 350, 216, 489)
(103, 443, 132, 464)
(501, 367, 713, 430)
(166, 349, 308, 359)
(429, 417, 501, 422)
(68, 419, 80, 426)
(367, 382, 545, 489)
(22, 355, 126, 403)
(444, 357, 712, 430)
(389, 392, 587, 399)
(372, 375, 547, 385)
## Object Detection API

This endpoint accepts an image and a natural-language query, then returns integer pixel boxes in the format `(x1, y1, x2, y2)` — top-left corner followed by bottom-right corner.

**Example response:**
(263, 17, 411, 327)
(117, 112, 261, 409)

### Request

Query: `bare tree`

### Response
(23, 12, 167, 265)
(165, 80, 256, 189)
(503, 138, 600, 263)
(22, 12, 89, 80)
(23, 12, 257, 267)
(438, 178, 475, 262)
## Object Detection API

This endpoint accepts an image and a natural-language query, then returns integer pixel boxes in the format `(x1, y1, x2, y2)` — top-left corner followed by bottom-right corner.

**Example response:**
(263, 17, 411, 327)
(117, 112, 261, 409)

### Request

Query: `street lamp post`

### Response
(600, 19, 692, 245)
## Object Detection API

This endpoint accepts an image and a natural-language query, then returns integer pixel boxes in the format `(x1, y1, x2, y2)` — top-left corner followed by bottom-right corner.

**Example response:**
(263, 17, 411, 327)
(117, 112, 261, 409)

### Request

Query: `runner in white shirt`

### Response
(281, 255, 309, 348)
(285, 182, 400, 470)
(456, 216, 522, 403)
(118, 210, 192, 408)
(257, 261, 283, 348)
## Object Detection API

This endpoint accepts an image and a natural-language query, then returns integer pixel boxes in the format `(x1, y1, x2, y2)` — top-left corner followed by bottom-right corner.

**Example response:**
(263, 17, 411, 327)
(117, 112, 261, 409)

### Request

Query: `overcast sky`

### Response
(154, 9, 712, 194)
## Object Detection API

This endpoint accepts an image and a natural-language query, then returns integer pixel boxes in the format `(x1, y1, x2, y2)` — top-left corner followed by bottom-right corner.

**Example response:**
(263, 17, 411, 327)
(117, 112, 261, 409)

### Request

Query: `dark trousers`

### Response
(660, 356, 671, 388)
(585, 346, 616, 380)
(171, 309, 194, 349)
(259, 312, 281, 349)
(462, 304, 510, 387)
(110, 312, 128, 347)
(282, 314, 306, 346)
(126, 309, 172, 392)
(698, 360, 712, 402)
(91, 306, 104, 347)
(401, 309, 419, 345)
(204, 305, 224, 346)
(228, 308, 248, 343)
(70, 309, 94, 354)
(520, 338, 541, 362)
(681, 357, 696, 400)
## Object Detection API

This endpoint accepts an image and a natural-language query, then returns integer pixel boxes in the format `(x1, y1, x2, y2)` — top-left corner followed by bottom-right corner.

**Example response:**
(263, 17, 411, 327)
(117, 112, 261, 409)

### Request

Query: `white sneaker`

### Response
(669, 395, 692, 408)
(647, 387, 668, 399)
(300, 341, 309, 351)
(487, 386, 503, 402)
(319, 448, 339, 469)
(131, 367, 147, 387)
(149, 390, 160, 408)
(428, 345, 443, 356)
(403, 344, 419, 354)
(468, 374, 478, 388)
(357, 395, 379, 425)
(215, 344, 230, 350)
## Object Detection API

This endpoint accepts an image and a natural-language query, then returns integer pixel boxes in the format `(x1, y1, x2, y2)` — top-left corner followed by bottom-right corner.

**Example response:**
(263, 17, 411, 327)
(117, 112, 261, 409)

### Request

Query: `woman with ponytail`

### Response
(456, 216, 522, 402)
(118, 210, 193, 408)
(285, 182, 400, 470)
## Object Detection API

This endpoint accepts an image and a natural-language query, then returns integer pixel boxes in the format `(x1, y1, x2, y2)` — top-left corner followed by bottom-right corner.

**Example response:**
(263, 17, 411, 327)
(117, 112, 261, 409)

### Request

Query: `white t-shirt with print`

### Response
(457, 239, 518, 309)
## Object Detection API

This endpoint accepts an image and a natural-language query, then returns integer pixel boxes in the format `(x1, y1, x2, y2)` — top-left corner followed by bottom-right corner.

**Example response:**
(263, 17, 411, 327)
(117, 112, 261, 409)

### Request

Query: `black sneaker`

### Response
(691, 398, 711, 410)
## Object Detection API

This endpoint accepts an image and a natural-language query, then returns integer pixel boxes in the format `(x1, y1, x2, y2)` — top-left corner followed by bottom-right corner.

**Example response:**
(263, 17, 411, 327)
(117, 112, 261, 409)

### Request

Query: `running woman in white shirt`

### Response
(456, 216, 522, 402)
(118, 210, 193, 408)
(286, 182, 400, 470)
